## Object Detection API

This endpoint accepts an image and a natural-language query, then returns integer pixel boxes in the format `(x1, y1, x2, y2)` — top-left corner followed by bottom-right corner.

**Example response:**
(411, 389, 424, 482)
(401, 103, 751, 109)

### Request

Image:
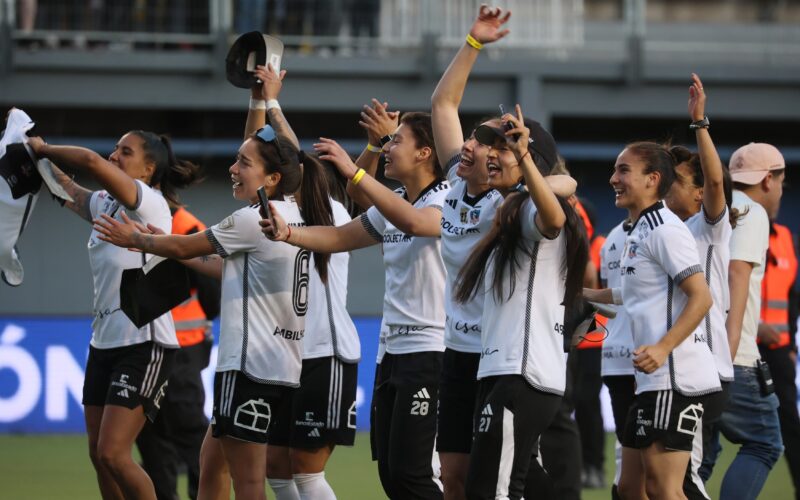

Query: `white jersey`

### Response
(730, 190, 770, 368)
(600, 221, 635, 377)
(304, 200, 360, 363)
(362, 180, 450, 355)
(441, 160, 502, 353)
(478, 199, 568, 395)
(684, 206, 734, 381)
(88, 180, 177, 349)
(620, 201, 720, 396)
(207, 200, 305, 386)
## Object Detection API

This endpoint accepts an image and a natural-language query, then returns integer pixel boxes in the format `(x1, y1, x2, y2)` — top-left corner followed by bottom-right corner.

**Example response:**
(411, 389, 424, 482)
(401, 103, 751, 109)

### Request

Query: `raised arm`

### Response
(689, 73, 725, 220)
(260, 202, 379, 253)
(245, 64, 300, 150)
(29, 136, 140, 209)
(315, 138, 442, 236)
(431, 4, 510, 167)
(634, 272, 712, 373)
(94, 212, 215, 260)
(49, 162, 95, 222)
(504, 105, 565, 238)
(348, 99, 399, 210)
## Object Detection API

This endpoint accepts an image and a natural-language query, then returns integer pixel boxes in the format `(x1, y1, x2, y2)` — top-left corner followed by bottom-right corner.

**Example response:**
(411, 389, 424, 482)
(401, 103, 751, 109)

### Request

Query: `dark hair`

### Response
(129, 131, 203, 206)
(455, 193, 588, 316)
(297, 152, 335, 283)
(249, 134, 303, 195)
(722, 164, 748, 229)
(625, 141, 677, 198)
(669, 145, 703, 188)
(400, 112, 443, 180)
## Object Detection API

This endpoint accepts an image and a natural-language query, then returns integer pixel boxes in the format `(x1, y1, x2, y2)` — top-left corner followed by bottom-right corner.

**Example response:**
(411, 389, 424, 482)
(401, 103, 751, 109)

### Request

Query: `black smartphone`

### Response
(498, 104, 519, 141)
(257, 186, 274, 229)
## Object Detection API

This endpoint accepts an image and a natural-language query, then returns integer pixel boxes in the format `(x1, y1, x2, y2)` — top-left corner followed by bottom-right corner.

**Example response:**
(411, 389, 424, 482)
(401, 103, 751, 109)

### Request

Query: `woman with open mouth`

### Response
(92, 67, 338, 499)
(453, 105, 587, 500)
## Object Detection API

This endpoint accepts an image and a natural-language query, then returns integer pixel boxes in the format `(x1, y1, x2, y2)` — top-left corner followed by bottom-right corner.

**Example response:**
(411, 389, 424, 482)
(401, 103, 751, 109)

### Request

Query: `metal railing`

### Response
(3, 0, 585, 52)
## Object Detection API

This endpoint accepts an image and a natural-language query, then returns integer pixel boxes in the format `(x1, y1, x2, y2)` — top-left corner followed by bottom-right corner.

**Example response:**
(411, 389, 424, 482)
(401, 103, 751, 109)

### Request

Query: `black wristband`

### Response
(379, 134, 393, 146)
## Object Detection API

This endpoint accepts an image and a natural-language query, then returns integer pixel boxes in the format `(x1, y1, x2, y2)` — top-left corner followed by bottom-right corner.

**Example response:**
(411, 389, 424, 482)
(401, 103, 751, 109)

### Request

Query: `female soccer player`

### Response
(588, 140, 720, 500)
(664, 74, 734, 498)
(262, 111, 449, 499)
(28, 132, 201, 499)
(94, 120, 334, 500)
(453, 105, 587, 500)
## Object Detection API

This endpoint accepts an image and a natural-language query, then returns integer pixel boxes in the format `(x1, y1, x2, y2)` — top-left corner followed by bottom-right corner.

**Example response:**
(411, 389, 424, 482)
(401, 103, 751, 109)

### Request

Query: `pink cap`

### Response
(729, 143, 785, 185)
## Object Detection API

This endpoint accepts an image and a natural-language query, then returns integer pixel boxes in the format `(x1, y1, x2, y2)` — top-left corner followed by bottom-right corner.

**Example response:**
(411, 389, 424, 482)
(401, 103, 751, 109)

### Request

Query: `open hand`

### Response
(470, 4, 511, 44)
(359, 98, 399, 147)
(93, 212, 157, 248)
(314, 137, 360, 179)
(688, 73, 706, 122)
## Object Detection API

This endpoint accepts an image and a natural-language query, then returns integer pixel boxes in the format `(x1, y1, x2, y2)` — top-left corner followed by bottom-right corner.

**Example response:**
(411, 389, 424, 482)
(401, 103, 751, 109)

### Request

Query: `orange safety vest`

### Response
(171, 207, 211, 347)
(574, 200, 606, 349)
(759, 223, 798, 349)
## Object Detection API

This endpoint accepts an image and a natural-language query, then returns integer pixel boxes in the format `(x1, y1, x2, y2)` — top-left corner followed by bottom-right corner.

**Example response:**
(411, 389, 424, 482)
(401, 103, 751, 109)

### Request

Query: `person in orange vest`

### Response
(572, 198, 608, 489)
(135, 205, 221, 500)
(758, 221, 800, 498)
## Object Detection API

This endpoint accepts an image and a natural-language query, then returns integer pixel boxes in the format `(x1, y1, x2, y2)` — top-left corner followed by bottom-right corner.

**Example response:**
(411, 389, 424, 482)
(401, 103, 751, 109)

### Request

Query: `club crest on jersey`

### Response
(627, 242, 639, 258)
(219, 215, 235, 230)
(469, 209, 481, 225)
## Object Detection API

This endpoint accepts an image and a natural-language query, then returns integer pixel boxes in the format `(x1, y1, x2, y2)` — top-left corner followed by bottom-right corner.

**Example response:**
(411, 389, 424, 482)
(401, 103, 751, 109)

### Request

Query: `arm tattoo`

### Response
(266, 108, 300, 149)
(53, 165, 93, 221)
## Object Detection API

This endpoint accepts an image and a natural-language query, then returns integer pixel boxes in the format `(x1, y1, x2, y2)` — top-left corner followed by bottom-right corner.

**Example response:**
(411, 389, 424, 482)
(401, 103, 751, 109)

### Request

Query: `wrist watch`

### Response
(689, 116, 710, 130)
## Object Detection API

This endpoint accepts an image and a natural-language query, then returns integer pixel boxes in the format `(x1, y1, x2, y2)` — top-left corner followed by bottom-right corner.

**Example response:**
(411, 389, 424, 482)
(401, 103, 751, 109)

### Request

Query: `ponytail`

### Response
(130, 131, 203, 206)
(297, 151, 334, 284)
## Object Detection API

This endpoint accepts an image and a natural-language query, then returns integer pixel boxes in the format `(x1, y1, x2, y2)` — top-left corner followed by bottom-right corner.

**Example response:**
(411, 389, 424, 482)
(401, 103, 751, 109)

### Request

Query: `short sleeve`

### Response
(206, 207, 261, 258)
(648, 224, 702, 284)
(128, 180, 170, 231)
(520, 199, 545, 242)
(362, 208, 385, 241)
(418, 182, 450, 210)
(445, 154, 462, 184)
(730, 204, 769, 265)
(88, 191, 103, 219)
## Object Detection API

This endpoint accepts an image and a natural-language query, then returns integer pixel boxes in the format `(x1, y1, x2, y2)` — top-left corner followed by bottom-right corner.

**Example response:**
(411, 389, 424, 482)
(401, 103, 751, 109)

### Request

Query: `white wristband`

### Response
(611, 287, 623, 306)
(249, 98, 267, 110)
(266, 99, 281, 111)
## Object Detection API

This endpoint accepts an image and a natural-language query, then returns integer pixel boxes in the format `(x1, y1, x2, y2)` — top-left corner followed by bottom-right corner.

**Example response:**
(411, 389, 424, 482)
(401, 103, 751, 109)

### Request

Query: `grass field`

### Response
(0, 432, 792, 499)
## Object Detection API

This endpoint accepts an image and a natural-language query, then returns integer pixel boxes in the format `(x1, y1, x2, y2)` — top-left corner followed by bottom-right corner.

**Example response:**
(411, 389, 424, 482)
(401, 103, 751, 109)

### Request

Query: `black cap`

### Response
(474, 118, 559, 175)
(225, 32, 284, 89)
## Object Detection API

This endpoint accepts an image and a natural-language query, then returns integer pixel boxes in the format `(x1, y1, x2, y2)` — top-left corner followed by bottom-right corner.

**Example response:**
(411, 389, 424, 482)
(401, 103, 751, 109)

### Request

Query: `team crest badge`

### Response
(469, 209, 481, 225)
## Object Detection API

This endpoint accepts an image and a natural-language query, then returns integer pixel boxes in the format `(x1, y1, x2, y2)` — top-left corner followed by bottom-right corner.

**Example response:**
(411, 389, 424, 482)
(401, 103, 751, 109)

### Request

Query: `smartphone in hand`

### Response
(499, 104, 519, 141)
(257, 186, 274, 235)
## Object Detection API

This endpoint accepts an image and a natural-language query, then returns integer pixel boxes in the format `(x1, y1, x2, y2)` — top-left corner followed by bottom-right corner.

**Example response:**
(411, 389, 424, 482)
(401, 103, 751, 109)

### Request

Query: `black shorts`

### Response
(436, 348, 480, 454)
(281, 356, 358, 449)
(211, 371, 293, 445)
(83, 341, 175, 422)
(466, 375, 562, 500)
(622, 390, 711, 452)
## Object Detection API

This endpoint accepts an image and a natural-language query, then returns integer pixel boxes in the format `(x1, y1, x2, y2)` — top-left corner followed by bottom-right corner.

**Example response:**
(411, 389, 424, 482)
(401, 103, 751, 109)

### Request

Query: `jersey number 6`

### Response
(292, 250, 310, 316)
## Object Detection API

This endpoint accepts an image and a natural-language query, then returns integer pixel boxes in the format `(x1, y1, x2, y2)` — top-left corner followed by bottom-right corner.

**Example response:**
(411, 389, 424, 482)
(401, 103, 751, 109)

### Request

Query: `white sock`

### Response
(267, 478, 301, 500)
(294, 472, 336, 500)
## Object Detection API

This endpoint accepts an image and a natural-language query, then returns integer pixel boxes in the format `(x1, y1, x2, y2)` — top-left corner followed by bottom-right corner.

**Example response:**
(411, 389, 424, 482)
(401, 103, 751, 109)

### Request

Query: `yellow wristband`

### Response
(366, 143, 382, 153)
(351, 168, 367, 186)
(466, 34, 484, 51)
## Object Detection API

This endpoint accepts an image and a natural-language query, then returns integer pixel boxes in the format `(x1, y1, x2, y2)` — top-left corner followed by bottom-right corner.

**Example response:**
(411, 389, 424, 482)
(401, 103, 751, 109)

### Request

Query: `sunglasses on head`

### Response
(254, 125, 286, 163)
